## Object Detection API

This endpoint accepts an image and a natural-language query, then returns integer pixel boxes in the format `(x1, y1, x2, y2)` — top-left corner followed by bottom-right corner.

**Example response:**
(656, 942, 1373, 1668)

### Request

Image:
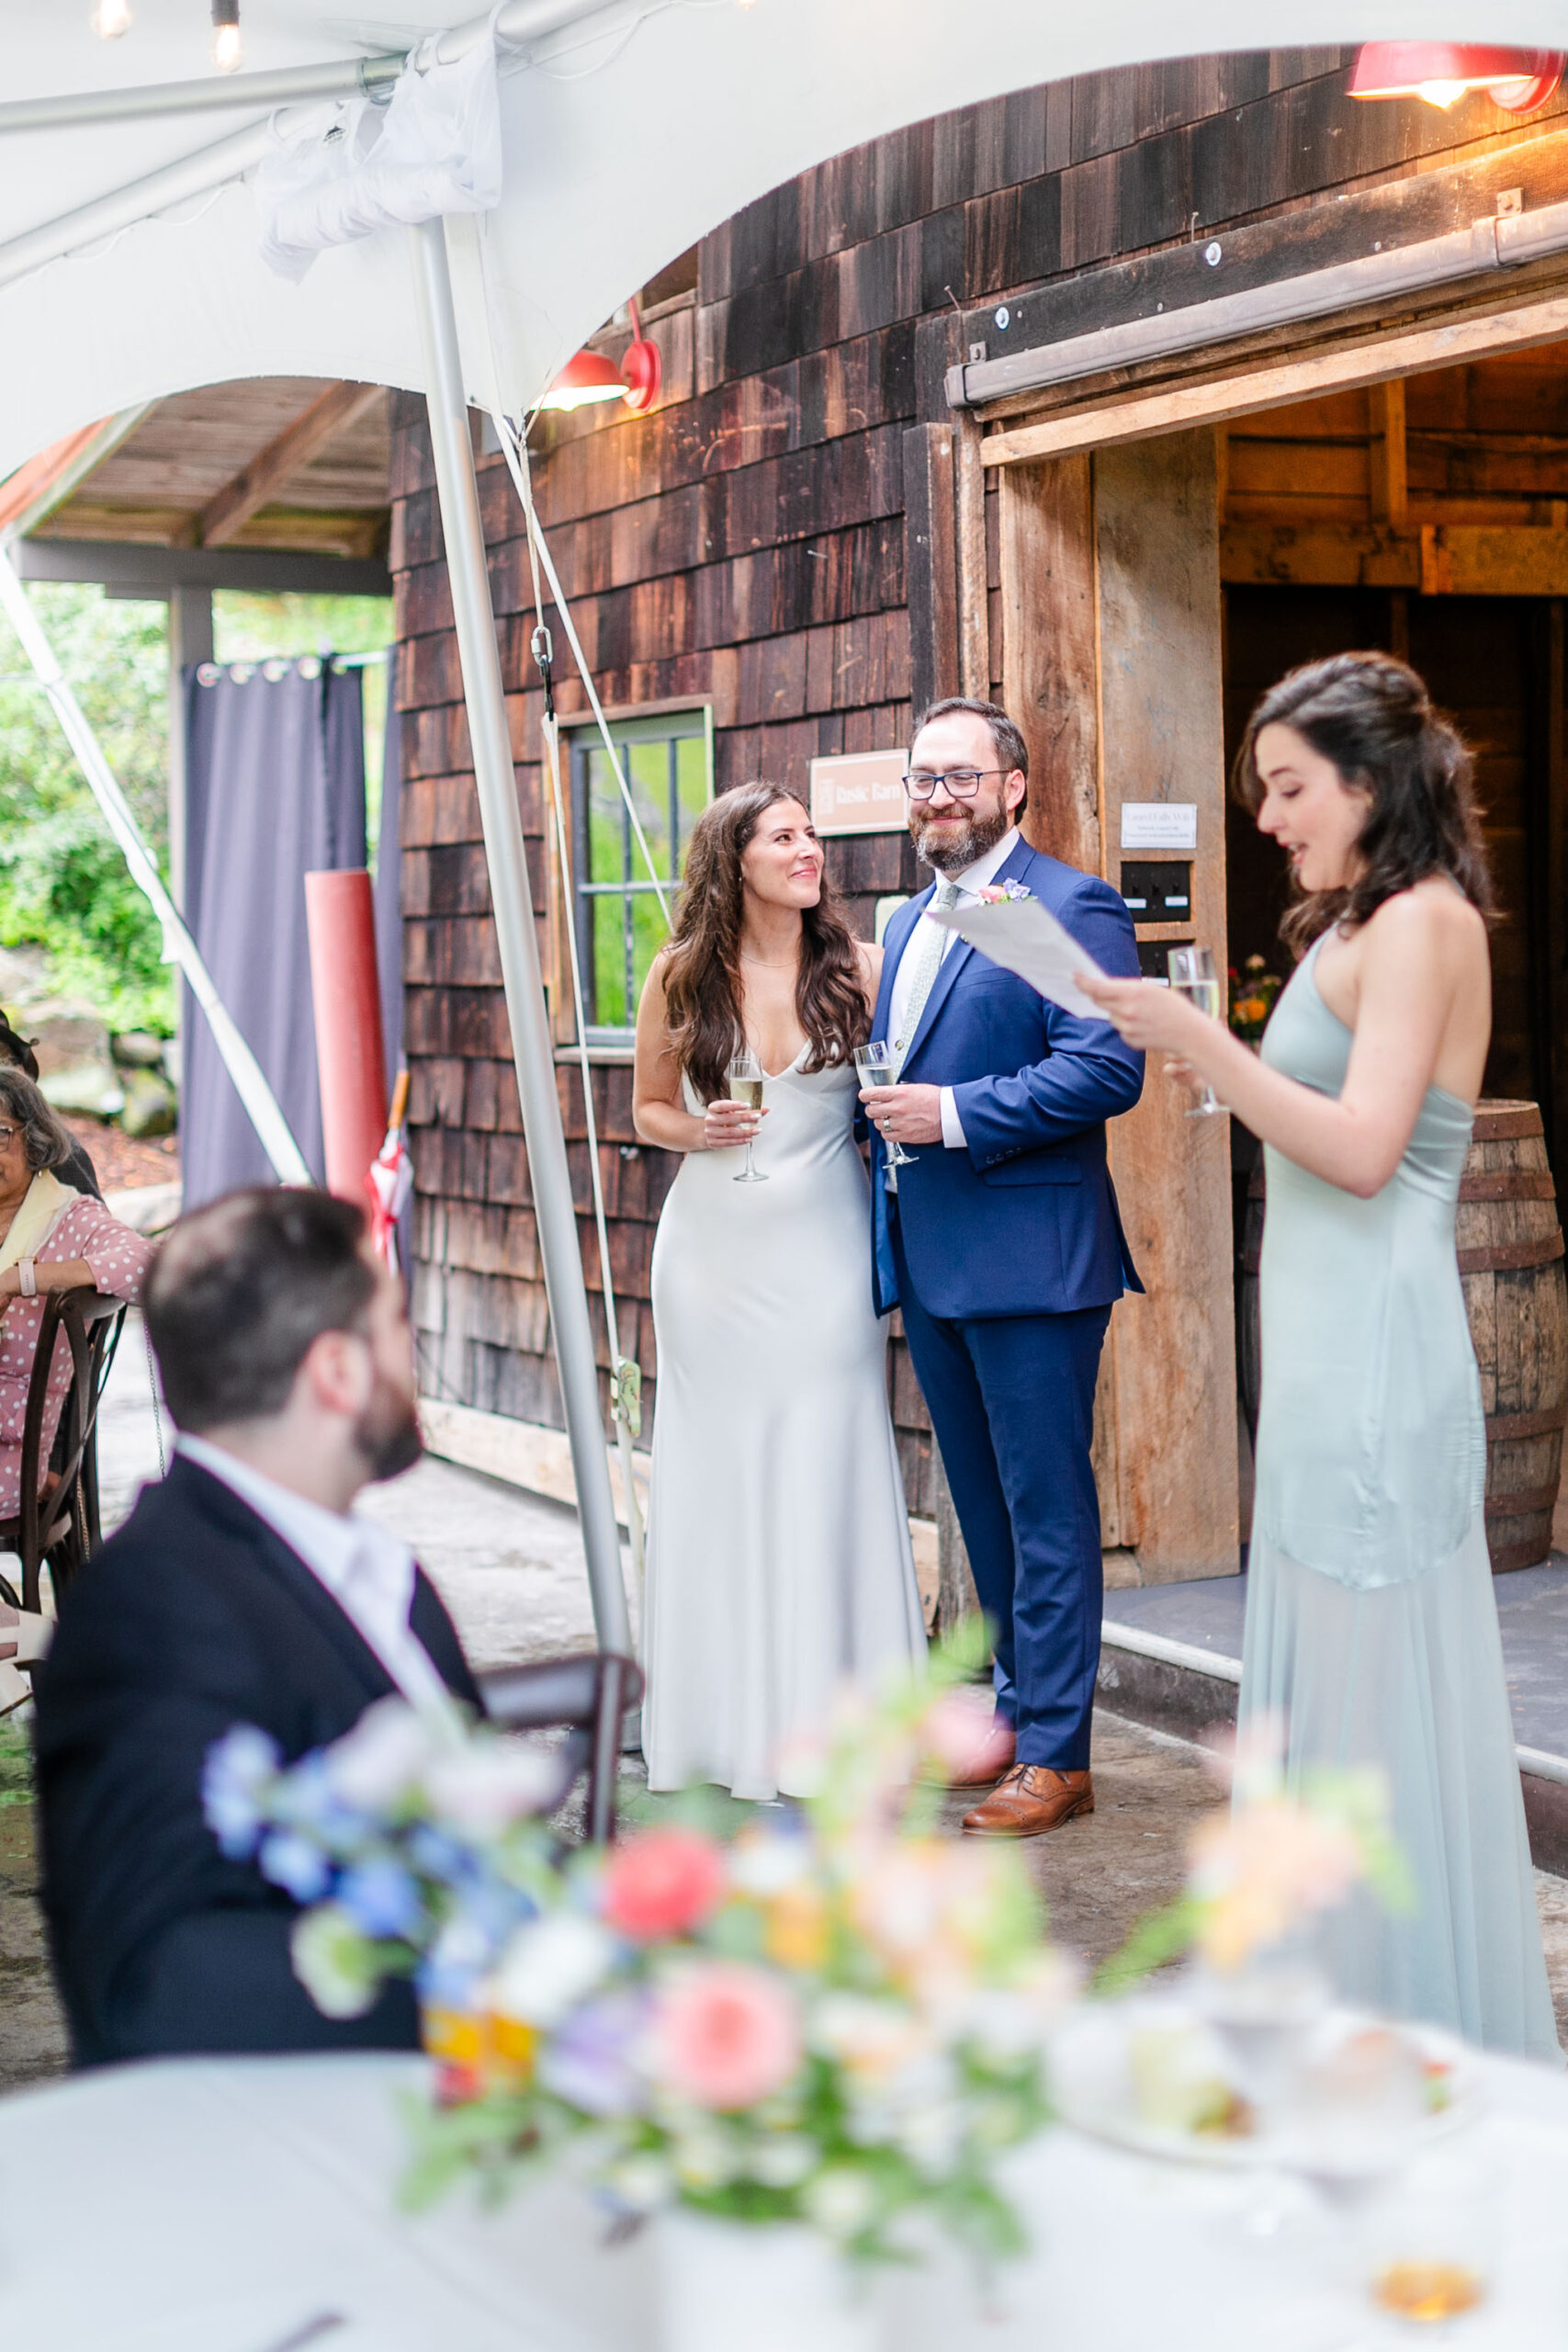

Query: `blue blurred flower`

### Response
(407, 1824, 472, 1886)
(258, 1829, 333, 1903)
(336, 1858, 423, 1939)
(202, 1724, 282, 1860)
(274, 1752, 373, 1853)
(454, 1874, 538, 1953)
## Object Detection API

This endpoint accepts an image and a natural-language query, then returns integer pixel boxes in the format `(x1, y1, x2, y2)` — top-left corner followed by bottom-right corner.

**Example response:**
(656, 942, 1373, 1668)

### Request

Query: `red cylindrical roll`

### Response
(304, 868, 389, 1209)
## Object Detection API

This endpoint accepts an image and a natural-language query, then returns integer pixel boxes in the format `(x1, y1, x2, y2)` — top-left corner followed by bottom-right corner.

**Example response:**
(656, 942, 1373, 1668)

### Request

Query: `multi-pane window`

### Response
(569, 707, 712, 1043)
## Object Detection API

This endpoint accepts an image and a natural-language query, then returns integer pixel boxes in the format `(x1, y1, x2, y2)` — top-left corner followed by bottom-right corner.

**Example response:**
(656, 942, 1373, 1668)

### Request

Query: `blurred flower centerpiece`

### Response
(1093, 1724, 1411, 2146)
(206, 1635, 1070, 2350)
(1228, 953, 1283, 1046)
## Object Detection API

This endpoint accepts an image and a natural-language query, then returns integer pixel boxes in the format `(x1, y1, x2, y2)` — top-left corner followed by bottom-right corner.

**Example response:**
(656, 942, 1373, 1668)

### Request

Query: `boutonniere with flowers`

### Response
(974, 880, 1032, 903)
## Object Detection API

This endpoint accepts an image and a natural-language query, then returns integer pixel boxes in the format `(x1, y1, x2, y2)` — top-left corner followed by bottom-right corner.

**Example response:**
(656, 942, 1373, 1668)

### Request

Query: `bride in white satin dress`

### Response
(633, 783, 925, 1800)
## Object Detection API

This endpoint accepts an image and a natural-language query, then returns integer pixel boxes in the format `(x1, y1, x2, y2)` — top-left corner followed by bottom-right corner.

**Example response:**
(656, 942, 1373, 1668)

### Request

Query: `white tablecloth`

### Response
(2, 2049, 1567, 2350)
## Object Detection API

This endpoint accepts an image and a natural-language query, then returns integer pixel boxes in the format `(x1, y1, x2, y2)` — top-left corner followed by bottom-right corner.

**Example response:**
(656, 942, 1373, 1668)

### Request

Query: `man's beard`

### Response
(355, 1373, 424, 1483)
(910, 799, 1014, 877)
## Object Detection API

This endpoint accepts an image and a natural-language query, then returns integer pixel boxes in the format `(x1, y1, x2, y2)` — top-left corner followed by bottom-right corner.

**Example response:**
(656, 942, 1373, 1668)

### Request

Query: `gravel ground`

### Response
(4, 1326, 1567, 2096)
(60, 1116, 178, 1196)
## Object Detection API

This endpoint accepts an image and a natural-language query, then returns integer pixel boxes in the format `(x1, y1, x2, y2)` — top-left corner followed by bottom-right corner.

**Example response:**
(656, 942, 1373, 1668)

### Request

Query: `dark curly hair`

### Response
(659, 783, 870, 1106)
(1233, 652, 1494, 957)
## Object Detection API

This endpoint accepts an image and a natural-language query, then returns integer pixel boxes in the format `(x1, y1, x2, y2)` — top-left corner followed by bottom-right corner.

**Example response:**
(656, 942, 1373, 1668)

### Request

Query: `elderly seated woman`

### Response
(0, 1068, 152, 1520)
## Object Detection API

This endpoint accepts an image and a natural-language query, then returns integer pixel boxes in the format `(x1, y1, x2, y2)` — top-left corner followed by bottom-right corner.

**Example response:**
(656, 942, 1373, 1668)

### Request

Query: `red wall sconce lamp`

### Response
(541, 297, 662, 415)
(1349, 42, 1564, 114)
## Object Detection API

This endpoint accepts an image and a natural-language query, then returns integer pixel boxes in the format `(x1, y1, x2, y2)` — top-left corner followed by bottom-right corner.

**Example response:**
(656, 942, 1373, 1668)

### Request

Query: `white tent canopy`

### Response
(1, 0, 1564, 477)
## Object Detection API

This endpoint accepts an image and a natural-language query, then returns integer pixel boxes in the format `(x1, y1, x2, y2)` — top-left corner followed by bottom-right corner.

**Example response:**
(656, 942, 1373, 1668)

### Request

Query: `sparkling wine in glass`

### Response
(726, 1049, 767, 1184)
(1167, 944, 1227, 1119)
(854, 1043, 914, 1168)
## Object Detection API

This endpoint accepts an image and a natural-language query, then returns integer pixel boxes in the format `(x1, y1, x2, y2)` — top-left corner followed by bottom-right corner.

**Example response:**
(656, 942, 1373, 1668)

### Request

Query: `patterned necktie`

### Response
(892, 879, 960, 1078)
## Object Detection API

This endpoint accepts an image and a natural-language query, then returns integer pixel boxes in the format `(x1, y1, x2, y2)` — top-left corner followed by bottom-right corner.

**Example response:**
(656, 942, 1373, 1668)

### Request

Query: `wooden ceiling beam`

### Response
(197, 379, 382, 548)
(1221, 517, 1568, 596)
(1369, 379, 1408, 529)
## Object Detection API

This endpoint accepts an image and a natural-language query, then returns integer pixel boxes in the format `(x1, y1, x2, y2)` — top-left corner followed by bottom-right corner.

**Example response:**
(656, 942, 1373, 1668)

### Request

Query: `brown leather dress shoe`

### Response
(962, 1765, 1094, 1838)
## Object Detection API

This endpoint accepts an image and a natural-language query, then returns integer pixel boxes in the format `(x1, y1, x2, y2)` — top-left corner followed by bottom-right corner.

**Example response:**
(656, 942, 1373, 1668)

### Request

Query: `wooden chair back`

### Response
(0, 1289, 127, 1615)
(476, 1651, 643, 1843)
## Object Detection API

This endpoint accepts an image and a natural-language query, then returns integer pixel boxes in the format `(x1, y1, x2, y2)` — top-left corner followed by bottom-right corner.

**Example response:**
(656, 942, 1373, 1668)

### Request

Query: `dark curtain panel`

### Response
(182, 658, 367, 1208)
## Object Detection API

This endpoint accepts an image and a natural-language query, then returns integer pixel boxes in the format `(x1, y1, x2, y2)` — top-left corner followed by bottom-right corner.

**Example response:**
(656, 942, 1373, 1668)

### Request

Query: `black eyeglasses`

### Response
(901, 767, 1007, 802)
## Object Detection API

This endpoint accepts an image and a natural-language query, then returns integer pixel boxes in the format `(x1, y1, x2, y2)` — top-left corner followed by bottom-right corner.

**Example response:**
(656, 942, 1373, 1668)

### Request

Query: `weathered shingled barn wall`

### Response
(390, 46, 1565, 1508)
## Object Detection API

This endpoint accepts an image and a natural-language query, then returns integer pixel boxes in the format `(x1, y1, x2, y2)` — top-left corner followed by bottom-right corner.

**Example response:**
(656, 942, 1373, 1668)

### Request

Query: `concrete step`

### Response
(1096, 1569, 1568, 1877)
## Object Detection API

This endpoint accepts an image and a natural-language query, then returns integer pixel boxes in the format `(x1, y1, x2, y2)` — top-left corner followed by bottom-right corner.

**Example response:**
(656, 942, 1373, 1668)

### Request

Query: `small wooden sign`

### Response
(809, 748, 908, 836)
(1121, 801, 1198, 850)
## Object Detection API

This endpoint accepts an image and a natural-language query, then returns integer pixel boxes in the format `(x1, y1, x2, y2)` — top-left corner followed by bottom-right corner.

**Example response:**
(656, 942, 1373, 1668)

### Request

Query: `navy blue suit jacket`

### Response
(35, 1456, 482, 2066)
(870, 834, 1145, 1320)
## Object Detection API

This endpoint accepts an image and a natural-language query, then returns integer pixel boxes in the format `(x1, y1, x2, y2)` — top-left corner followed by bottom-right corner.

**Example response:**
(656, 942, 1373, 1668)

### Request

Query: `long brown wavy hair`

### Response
(1232, 651, 1494, 957)
(660, 783, 870, 1104)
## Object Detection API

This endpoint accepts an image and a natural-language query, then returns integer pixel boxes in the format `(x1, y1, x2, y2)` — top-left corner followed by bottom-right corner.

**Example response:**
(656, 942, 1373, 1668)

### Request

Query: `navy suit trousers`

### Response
(892, 1215, 1109, 1770)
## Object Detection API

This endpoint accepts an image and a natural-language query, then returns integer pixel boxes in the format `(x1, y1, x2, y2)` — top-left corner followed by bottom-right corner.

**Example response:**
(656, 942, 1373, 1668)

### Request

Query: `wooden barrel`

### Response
(1238, 1102, 1568, 1573)
(1459, 1102, 1568, 1573)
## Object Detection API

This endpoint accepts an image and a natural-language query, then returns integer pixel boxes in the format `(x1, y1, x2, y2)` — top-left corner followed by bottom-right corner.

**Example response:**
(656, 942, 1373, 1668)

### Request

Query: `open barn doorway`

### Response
(1222, 344, 1568, 1184)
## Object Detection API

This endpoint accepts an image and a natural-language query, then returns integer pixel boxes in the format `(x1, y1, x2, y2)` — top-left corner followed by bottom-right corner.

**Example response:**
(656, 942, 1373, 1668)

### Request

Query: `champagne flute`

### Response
(854, 1043, 914, 1168)
(1167, 944, 1227, 1119)
(726, 1048, 768, 1185)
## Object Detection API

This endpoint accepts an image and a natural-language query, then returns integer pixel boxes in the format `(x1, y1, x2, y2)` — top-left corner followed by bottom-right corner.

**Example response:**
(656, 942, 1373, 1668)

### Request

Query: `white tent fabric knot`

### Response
(253, 23, 502, 282)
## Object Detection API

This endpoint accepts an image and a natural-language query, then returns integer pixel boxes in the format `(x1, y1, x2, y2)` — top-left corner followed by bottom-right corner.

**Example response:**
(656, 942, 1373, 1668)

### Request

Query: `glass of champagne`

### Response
(854, 1042, 914, 1168)
(725, 1048, 767, 1184)
(1167, 944, 1227, 1119)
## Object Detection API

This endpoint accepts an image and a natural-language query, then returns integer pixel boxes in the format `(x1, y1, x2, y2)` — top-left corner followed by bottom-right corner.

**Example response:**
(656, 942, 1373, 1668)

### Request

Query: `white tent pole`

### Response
(0, 0, 633, 291)
(0, 0, 636, 144)
(0, 57, 404, 137)
(0, 121, 274, 292)
(0, 546, 311, 1187)
(411, 215, 634, 1665)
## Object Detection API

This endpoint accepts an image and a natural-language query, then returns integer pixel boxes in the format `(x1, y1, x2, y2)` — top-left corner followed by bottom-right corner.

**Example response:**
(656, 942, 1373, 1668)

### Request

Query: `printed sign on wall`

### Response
(1121, 802, 1198, 850)
(809, 749, 908, 836)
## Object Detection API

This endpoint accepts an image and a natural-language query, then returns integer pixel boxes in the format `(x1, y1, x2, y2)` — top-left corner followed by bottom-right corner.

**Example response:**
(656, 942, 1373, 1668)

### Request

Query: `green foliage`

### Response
(0, 583, 174, 1033)
(1092, 1894, 1204, 1997)
(0, 587, 396, 1046)
(0, 1717, 32, 1811)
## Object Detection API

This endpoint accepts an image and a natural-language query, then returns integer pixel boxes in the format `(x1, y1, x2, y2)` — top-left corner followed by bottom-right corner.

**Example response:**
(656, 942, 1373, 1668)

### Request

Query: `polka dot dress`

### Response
(0, 1200, 153, 1520)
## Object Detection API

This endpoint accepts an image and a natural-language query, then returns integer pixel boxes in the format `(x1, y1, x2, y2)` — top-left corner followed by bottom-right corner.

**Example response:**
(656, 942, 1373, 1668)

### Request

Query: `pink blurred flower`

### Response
(919, 1690, 1013, 1783)
(601, 1828, 726, 1940)
(653, 1962, 803, 2109)
(1190, 1798, 1363, 1971)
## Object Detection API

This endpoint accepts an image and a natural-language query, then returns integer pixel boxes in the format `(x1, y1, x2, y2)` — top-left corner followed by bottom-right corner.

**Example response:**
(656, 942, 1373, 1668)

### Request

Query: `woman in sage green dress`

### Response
(1084, 652, 1558, 2062)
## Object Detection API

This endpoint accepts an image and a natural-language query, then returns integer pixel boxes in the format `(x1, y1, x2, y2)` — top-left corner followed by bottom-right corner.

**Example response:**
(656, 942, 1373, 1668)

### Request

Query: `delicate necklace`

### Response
(740, 952, 798, 969)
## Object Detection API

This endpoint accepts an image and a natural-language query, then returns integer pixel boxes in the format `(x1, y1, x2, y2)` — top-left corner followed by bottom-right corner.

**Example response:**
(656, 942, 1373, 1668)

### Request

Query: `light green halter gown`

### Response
(1241, 929, 1560, 2060)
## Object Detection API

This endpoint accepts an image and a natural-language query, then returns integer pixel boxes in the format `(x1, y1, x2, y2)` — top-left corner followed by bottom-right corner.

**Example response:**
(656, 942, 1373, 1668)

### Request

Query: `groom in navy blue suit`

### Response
(863, 696, 1144, 1837)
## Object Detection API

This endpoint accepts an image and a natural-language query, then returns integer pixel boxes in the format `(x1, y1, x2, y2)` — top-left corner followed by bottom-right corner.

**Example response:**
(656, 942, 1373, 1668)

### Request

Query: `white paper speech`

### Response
(930, 896, 1107, 1018)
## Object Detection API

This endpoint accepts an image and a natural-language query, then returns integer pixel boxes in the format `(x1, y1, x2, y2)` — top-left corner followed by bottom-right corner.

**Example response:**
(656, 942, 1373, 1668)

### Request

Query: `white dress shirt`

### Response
(886, 826, 1021, 1148)
(177, 1434, 453, 1711)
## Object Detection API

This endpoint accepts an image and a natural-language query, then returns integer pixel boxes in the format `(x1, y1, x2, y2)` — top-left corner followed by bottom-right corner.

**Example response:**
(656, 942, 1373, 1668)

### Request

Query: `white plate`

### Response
(1048, 1994, 1483, 2170)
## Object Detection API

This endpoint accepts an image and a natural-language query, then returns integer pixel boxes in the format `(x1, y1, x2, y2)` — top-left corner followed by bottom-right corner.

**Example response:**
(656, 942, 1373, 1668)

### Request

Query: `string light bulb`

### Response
(211, 0, 243, 72)
(89, 0, 133, 36)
